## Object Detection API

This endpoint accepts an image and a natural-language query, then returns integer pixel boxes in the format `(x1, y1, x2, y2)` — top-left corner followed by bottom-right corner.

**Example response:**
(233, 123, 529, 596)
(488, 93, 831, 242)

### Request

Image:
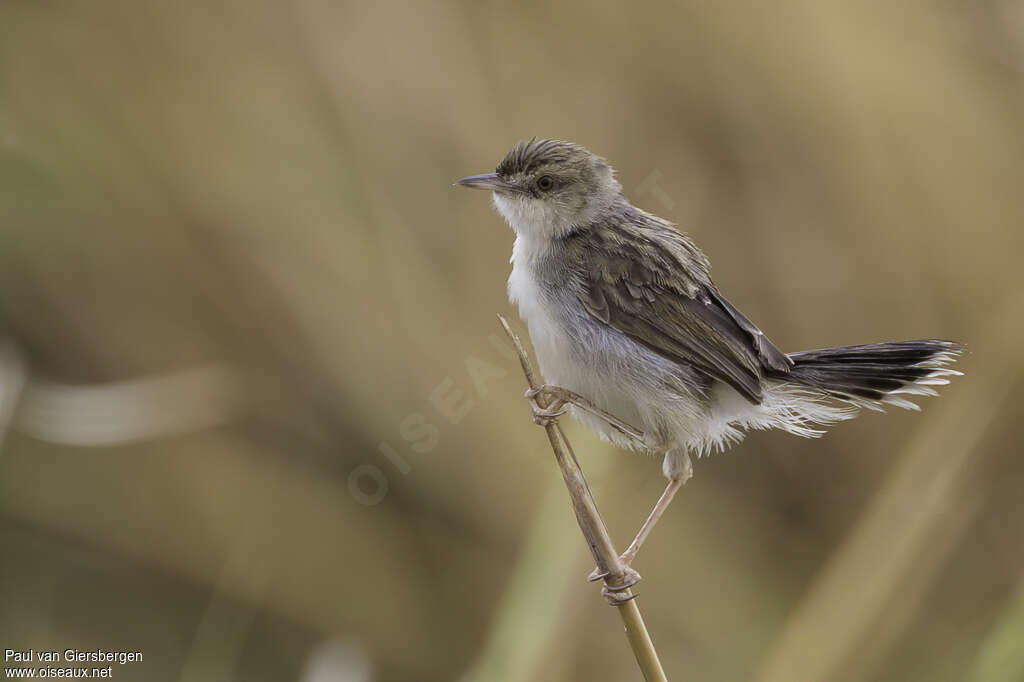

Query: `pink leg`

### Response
(587, 463, 690, 585)
(620, 476, 684, 566)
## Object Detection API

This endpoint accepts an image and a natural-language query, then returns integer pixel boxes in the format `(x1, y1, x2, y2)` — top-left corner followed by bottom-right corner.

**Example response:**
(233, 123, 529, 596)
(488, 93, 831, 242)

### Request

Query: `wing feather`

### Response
(577, 218, 790, 404)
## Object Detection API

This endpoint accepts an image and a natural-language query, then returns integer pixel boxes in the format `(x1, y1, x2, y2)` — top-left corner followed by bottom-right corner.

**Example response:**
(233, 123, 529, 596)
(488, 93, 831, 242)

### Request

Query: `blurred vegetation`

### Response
(0, 1, 1022, 681)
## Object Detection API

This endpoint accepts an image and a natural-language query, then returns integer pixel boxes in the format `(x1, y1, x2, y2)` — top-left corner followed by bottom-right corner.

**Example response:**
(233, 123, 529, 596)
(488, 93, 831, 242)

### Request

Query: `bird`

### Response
(456, 138, 962, 591)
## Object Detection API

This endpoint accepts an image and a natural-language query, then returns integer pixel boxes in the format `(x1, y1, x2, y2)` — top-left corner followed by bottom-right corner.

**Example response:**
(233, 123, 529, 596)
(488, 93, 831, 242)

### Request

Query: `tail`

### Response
(692, 340, 963, 455)
(777, 340, 963, 412)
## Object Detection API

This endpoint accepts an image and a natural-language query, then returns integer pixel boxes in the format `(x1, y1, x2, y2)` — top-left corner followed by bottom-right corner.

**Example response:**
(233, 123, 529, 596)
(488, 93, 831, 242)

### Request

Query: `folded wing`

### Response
(578, 224, 791, 404)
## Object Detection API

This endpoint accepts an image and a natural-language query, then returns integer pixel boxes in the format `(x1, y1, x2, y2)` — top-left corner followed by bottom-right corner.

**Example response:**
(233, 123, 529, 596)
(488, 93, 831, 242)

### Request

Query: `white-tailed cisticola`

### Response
(457, 138, 962, 591)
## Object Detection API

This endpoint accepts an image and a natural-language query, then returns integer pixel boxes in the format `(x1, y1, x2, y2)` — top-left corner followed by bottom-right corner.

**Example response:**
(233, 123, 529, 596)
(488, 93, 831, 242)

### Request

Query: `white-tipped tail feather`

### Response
(691, 341, 963, 456)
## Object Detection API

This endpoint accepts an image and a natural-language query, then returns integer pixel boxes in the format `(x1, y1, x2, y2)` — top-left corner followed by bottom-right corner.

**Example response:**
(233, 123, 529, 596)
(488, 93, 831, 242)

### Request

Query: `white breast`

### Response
(507, 233, 652, 447)
(507, 235, 569, 382)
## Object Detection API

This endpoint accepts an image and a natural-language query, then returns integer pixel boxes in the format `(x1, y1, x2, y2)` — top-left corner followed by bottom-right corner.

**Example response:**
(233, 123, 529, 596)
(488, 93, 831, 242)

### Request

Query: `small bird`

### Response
(457, 138, 961, 589)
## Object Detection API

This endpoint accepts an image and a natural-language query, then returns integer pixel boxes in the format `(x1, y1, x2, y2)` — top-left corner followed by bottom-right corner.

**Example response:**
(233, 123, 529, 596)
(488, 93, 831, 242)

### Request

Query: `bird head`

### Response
(456, 138, 622, 239)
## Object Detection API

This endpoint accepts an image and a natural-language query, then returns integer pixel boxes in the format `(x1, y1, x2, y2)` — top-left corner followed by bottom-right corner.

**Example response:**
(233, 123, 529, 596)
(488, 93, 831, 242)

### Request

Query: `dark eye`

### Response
(537, 175, 554, 191)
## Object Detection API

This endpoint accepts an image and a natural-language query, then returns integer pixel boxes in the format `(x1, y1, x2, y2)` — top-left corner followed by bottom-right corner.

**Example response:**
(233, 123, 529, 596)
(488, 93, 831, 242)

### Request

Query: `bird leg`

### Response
(524, 384, 645, 441)
(524, 383, 658, 599)
(620, 475, 686, 564)
(589, 452, 692, 580)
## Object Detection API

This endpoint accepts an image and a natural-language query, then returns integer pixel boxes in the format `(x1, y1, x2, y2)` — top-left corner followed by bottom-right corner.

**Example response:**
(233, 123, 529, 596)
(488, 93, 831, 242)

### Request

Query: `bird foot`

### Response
(601, 585, 639, 605)
(525, 385, 645, 441)
(525, 386, 568, 427)
(587, 561, 641, 605)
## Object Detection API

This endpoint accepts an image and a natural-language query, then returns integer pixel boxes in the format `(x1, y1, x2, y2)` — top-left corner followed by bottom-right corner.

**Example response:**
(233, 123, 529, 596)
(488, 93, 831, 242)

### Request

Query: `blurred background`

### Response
(1, 1, 1022, 681)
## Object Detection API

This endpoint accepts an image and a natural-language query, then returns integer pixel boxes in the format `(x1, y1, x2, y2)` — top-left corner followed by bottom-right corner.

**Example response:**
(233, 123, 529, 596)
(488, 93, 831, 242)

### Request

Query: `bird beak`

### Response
(455, 172, 518, 192)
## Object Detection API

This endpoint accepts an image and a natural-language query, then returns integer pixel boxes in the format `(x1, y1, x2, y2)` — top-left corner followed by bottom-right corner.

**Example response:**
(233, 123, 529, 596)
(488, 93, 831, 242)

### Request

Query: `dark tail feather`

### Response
(775, 340, 963, 410)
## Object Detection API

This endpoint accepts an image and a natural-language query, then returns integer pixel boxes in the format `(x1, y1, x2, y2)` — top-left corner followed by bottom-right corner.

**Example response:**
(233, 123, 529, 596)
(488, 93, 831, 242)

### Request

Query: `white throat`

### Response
(491, 192, 568, 240)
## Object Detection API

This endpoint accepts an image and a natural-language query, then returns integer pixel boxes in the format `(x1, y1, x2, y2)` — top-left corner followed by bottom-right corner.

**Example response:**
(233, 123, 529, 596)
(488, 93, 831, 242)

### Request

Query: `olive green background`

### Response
(1, 2, 1022, 681)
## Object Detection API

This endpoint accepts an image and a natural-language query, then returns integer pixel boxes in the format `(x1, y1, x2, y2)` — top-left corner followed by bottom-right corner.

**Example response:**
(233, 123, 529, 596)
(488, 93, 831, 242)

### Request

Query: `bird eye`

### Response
(537, 175, 554, 191)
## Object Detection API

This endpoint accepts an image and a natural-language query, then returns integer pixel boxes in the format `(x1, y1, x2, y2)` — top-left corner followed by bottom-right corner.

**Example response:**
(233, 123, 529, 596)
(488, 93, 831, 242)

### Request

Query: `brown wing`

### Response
(578, 225, 791, 404)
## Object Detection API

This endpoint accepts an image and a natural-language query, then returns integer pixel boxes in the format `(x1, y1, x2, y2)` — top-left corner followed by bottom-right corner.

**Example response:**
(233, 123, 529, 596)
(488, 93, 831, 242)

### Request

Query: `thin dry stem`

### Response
(498, 315, 668, 682)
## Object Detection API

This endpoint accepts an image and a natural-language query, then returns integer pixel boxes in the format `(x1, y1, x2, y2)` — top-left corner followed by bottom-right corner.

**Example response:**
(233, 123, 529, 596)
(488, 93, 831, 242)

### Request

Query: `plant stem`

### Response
(499, 315, 668, 682)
